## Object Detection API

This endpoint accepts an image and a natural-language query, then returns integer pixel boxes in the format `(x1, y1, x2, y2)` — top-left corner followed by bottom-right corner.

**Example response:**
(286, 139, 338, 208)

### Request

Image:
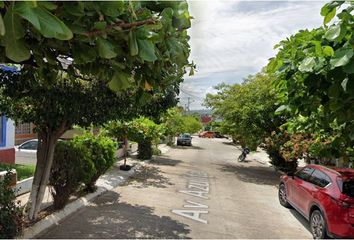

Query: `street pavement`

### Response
(38, 137, 312, 239)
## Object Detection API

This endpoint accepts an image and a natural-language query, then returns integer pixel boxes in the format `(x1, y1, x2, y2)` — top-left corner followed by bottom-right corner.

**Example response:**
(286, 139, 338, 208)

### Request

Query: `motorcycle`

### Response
(238, 147, 250, 162)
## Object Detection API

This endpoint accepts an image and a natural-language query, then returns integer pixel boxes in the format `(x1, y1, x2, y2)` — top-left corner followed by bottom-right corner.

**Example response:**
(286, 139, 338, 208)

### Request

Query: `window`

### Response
(342, 181, 354, 197)
(309, 170, 331, 188)
(15, 123, 31, 134)
(19, 141, 38, 150)
(295, 167, 315, 181)
(0, 116, 6, 147)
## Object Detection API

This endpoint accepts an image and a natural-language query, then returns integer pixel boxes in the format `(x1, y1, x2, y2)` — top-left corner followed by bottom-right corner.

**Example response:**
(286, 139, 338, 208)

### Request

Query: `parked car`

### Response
(198, 131, 215, 138)
(177, 133, 192, 146)
(214, 132, 228, 138)
(15, 139, 38, 165)
(279, 164, 354, 239)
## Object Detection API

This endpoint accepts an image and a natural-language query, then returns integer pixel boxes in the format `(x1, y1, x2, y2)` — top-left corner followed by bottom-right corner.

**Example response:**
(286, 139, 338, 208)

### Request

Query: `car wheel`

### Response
(310, 210, 328, 239)
(278, 183, 292, 208)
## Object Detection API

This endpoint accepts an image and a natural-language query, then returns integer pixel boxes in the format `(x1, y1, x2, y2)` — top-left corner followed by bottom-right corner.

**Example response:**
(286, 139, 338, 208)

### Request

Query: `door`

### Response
(290, 167, 315, 213)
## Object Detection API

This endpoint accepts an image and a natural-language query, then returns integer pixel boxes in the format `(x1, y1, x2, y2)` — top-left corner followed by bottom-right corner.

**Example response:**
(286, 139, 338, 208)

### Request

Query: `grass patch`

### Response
(0, 163, 36, 181)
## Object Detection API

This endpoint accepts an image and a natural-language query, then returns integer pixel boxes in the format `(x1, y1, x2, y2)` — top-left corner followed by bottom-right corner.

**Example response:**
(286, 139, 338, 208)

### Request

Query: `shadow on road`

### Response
(221, 141, 237, 146)
(171, 145, 204, 150)
(289, 209, 311, 234)
(150, 157, 182, 166)
(217, 163, 281, 186)
(123, 165, 174, 188)
(40, 191, 191, 239)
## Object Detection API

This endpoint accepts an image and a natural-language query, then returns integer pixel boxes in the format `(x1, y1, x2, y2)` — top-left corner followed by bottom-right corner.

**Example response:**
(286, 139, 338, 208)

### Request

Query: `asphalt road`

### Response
(39, 137, 312, 239)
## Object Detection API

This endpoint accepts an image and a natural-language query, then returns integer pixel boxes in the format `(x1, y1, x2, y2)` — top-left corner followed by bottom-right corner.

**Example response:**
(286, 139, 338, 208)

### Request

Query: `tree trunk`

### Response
(27, 127, 66, 220)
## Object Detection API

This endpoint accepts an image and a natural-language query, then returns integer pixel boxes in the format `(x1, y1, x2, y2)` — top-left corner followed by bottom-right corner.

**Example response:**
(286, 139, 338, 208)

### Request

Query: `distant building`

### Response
(201, 115, 213, 125)
(15, 122, 37, 145)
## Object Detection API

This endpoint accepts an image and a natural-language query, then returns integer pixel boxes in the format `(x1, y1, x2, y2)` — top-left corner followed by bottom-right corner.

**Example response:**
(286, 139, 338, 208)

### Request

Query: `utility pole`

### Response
(186, 97, 192, 112)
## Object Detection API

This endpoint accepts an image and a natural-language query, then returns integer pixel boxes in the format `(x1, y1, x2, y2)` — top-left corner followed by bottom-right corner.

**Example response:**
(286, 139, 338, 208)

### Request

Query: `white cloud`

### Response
(179, 0, 325, 110)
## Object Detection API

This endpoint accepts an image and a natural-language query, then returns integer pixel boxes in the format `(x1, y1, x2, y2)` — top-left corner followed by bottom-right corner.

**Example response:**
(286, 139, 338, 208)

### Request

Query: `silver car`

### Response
(15, 139, 38, 165)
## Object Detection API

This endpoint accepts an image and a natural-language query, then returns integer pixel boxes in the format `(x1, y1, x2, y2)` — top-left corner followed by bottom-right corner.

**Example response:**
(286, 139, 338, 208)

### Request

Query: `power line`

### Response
(180, 89, 204, 100)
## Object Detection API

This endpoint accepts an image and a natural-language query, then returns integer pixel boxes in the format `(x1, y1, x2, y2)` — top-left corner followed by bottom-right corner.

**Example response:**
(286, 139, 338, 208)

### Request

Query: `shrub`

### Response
(138, 139, 153, 160)
(0, 172, 24, 238)
(50, 141, 95, 209)
(74, 133, 116, 192)
(152, 145, 161, 156)
(264, 130, 298, 173)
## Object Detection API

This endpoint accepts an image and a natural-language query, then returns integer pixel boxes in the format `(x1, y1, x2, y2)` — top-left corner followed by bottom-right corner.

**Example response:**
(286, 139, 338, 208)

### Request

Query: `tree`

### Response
(267, 1, 354, 165)
(182, 116, 202, 134)
(107, 117, 163, 160)
(0, 1, 192, 219)
(205, 72, 285, 150)
(0, 69, 135, 219)
(160, 107, 202, 145)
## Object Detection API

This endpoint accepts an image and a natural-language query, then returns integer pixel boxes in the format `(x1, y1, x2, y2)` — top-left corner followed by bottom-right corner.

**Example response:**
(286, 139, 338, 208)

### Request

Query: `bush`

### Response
(50, 141, 95, 209)
(138, 139, 153, 160)
(152, 145, 161, 156)
(0, 172, 24, 238)
(264, 131, 298, 173)
(74, 133, 116, 192)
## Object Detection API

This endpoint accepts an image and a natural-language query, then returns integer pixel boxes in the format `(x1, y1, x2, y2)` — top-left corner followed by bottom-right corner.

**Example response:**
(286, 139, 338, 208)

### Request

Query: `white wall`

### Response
(0, 118, 15, 150)
(6, 119, 15, 148)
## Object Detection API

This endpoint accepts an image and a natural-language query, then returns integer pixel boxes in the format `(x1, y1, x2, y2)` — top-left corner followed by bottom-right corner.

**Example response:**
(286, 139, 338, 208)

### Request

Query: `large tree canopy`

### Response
(267, 1, 354, 162)
(0, 1, 193, 220)
(204, 72, 284, 150)
(0, 1, 193, 91)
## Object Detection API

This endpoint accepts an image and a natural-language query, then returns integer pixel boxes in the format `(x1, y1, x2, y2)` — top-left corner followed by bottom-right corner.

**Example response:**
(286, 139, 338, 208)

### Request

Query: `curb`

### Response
(21, 162, 142, 239)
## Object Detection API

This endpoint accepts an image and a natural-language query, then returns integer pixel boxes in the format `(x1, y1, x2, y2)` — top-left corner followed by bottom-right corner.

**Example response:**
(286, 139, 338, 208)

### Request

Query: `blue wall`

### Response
(0, 116, 7, 147)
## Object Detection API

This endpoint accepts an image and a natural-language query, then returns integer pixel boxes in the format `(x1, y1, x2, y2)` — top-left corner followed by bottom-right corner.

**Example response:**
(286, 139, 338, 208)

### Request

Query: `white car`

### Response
(15, 139, 38, 166)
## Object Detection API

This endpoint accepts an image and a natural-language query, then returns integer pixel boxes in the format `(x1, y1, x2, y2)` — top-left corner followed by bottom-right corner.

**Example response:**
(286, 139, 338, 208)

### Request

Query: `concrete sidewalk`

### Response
(21, 144, 171, 238)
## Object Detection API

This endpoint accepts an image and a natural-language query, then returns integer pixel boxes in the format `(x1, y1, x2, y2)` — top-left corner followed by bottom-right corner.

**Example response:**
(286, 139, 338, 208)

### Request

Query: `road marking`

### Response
(184, 200, 209, 208)
(173, 171, 210, 224)
(188, 184, 209, 192)
(179, 190, 208, 199)
(172, 209, 208, 224)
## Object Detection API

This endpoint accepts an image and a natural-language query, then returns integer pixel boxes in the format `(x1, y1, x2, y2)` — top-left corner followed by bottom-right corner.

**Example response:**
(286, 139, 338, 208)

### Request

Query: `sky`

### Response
(178, 0, 326, 110)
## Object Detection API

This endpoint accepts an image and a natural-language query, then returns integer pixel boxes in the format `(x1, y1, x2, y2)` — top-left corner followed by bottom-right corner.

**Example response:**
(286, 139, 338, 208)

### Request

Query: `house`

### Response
(0, 116, 15, 164)
(15, 122, 37, 145)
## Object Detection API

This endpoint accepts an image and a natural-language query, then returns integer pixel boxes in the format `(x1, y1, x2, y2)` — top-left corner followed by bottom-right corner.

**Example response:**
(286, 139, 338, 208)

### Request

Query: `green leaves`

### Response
(0, 14, 5, 36)
(137, 39, 157, 62)
(323, 7, 336, 25)
(13, 2, 73, 40)
(330, 48, 354, 68)
(108, 72, 131, 91)
(2, 10, 30, 62)
(298, 57, 316, 72)
(323, 46, 334, 57)
(324, 24, 341, 41)
(99, 1, 124, 17)
(97, 38, 117, 59)
(129, 31, 138, 56)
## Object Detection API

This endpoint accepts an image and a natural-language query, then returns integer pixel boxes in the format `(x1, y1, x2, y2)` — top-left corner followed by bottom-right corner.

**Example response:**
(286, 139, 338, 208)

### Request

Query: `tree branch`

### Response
(84, 18, 157, 37)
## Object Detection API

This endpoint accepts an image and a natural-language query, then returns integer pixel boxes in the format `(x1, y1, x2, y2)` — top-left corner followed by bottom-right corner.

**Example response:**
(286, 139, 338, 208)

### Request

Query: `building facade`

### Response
(15, 122, 37, 145)
(0, 116, 15, 164)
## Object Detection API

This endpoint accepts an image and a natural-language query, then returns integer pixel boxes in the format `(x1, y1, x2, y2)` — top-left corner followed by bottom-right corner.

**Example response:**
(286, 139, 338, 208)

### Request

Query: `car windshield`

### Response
(180, 134, 191, 138)
(20, 140, 38, 150)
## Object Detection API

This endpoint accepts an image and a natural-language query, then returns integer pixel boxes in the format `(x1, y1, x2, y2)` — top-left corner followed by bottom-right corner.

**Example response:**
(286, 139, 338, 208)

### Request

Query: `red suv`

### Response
(279, 164, 354, 239)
